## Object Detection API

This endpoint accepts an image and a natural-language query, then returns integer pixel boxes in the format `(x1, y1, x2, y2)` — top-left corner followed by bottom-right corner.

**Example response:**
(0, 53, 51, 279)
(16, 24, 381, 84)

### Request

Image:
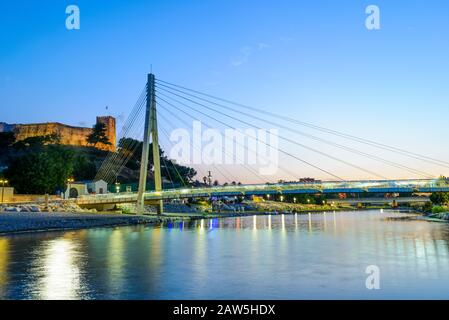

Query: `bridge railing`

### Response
(76, 178, 449, 203)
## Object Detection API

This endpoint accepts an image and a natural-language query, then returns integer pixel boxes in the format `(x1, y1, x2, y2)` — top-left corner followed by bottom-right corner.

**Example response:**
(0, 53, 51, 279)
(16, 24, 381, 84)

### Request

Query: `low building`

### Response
(65, 180, 108, 199)
(65, 182, 87, 199)
(0, 187, 14, 203)
(86, 180, 108, 195)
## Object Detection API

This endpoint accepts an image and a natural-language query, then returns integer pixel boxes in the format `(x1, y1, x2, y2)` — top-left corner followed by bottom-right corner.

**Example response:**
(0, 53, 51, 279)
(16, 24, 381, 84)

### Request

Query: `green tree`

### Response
(314, 194, 326, 205)
(160, 155, 196, 185)
(0, 132, 15, 150)
(12, 133, 60, 150)
(87, 123, 111, 147)
(430, 192, 449, 205)
(5, 145, 75, 194)
(0, 132, 16, 166)
(117, 137, 197, 185)
(73, 153, 97, 181)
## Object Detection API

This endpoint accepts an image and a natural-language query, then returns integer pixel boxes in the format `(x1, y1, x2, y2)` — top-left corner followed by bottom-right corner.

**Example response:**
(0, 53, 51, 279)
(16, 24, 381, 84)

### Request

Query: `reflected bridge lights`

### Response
(198, 219, 204, 230)
(294, 213, 298, 229)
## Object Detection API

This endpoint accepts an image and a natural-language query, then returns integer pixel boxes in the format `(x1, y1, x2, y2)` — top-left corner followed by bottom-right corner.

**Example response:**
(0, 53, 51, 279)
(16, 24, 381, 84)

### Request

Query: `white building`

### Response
(65, 180, 108, 199)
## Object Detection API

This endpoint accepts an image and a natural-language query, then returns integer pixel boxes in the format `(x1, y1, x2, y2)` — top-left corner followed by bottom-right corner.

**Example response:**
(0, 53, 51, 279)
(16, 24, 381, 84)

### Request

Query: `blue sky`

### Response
(1, 0, 449, 181)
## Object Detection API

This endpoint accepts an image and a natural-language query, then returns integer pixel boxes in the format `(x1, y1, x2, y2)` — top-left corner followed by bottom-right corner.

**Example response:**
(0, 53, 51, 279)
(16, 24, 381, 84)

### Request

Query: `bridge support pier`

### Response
(137, 73, 163, 215)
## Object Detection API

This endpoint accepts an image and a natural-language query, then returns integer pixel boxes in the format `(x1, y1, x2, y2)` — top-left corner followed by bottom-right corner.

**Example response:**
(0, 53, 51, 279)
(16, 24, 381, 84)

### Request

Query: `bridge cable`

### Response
(155, 83, 434, 179)
(157, 107, 239, 184)
(161, 155, 175, 189)
(156, 79, 449, 170)
(157, 99, 298, 183)
(96, 87, 146, 180)
(155, 92, 344, 181)
(96, 95, 148, 183)
(96, 95, 147, 183)
(95, 86, 147, 183)
(95, 86, 146, 181)
(158, 104, 261, 184)
(157, 102, 263, 184)
(158, 126, 191, 187)
(156, 89, 386, 180)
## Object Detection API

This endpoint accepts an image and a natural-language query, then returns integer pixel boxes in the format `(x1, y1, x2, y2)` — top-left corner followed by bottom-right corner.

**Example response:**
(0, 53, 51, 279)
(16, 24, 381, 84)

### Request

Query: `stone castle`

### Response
(0, 116, 116, 152)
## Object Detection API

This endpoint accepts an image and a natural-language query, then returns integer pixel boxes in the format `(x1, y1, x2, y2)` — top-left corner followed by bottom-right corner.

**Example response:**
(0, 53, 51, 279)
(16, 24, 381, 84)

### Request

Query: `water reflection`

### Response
(107, 229, 125, 296)
(32, 236, 83, 299)
(0, 210, 449, 299)
(0, 238, 9, 296)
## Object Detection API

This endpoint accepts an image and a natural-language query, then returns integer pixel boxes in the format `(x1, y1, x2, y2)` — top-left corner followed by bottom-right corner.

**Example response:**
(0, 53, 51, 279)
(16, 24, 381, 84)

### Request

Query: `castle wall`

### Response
(0, 117, 116, 152)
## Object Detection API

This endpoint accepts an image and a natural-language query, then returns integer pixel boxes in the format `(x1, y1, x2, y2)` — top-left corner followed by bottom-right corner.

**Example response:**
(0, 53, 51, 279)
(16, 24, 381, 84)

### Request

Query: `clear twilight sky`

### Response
(1, 0, 448, 182)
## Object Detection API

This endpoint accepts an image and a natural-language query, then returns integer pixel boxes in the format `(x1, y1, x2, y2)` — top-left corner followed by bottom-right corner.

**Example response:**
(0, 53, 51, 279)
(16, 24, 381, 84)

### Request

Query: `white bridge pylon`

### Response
(137, 74, 163, 214)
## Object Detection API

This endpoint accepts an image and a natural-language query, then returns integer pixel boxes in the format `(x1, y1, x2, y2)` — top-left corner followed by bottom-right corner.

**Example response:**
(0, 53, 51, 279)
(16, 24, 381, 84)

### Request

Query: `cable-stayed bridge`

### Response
(77, 178, 448, 207)
(83, 74, 449, 213)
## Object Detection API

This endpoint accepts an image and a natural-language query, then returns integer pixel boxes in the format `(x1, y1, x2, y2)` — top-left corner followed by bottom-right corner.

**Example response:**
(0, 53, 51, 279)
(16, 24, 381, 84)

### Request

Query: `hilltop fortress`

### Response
(0, 116, 116, 152)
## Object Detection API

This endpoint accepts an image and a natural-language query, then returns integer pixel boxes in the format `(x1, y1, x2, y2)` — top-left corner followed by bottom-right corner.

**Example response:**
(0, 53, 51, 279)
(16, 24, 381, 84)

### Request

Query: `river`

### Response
(1, 210, 449, 299)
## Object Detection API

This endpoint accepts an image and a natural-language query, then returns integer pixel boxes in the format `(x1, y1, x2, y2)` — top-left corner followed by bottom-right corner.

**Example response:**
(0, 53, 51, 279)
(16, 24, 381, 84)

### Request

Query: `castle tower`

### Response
(96, 116, 116, 152)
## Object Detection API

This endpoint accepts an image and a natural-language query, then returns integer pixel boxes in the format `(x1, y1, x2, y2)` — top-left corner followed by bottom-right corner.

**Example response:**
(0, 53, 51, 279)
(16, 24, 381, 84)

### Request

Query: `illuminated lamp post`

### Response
(67, 178, 74, 199)
(0, 179, 9, 203)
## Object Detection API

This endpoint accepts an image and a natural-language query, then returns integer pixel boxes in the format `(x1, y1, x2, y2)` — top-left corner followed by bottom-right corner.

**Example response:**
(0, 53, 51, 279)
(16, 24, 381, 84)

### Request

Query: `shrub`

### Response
(432, 206, 448, 214)
(430, 192, 449, 205)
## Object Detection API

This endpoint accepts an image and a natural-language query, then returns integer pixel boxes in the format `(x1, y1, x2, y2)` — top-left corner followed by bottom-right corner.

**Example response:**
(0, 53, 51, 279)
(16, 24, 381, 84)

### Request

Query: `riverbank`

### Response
(0, 212, 168, 235)
(0, 211, 284, 235)
(0, 207, 422, 235)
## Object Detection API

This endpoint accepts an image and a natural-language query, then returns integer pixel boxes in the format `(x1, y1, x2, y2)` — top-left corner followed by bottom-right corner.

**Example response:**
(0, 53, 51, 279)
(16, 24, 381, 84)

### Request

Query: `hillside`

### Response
(0, 132, 196, 194)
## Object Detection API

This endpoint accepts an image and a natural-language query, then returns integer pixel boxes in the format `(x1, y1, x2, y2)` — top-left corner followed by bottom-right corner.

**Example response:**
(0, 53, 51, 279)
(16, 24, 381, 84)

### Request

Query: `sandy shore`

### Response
(0, 212, 165, 234)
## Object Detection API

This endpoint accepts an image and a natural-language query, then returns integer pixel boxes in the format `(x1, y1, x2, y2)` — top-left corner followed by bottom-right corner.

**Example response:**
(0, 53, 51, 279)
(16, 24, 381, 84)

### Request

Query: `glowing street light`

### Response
(280, 195, 284, 202)
(0, 179, 9, 203)
(293, 197, 297, 203)
(66, 178, 74, 199)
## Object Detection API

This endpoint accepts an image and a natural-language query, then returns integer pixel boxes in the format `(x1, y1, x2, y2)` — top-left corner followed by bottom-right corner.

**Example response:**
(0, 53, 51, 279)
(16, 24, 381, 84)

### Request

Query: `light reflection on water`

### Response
(0, 210, 449, 299)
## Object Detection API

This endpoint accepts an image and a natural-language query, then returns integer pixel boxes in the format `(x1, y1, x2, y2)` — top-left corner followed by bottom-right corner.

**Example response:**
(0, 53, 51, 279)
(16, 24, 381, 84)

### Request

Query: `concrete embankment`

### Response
(0, 212, 166, 234)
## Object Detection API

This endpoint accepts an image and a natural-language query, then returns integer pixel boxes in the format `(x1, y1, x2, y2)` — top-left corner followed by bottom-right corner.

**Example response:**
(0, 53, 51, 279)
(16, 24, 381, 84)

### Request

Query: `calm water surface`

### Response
(1, 210, 449, 299)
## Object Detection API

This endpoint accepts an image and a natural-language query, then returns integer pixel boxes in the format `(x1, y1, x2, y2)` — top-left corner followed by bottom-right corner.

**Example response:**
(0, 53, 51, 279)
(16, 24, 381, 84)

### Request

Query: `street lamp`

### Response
(67, 178, 74, 199)
(0, 179, 9, 203)
(294, 197, 297, 203)
(115, 181, 121, 193)
(280, 195, 284, 202)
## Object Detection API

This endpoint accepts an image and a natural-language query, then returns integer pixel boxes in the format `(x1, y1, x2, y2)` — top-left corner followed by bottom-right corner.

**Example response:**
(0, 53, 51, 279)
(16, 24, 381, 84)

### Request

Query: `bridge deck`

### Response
(76, 178, 449, 205)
